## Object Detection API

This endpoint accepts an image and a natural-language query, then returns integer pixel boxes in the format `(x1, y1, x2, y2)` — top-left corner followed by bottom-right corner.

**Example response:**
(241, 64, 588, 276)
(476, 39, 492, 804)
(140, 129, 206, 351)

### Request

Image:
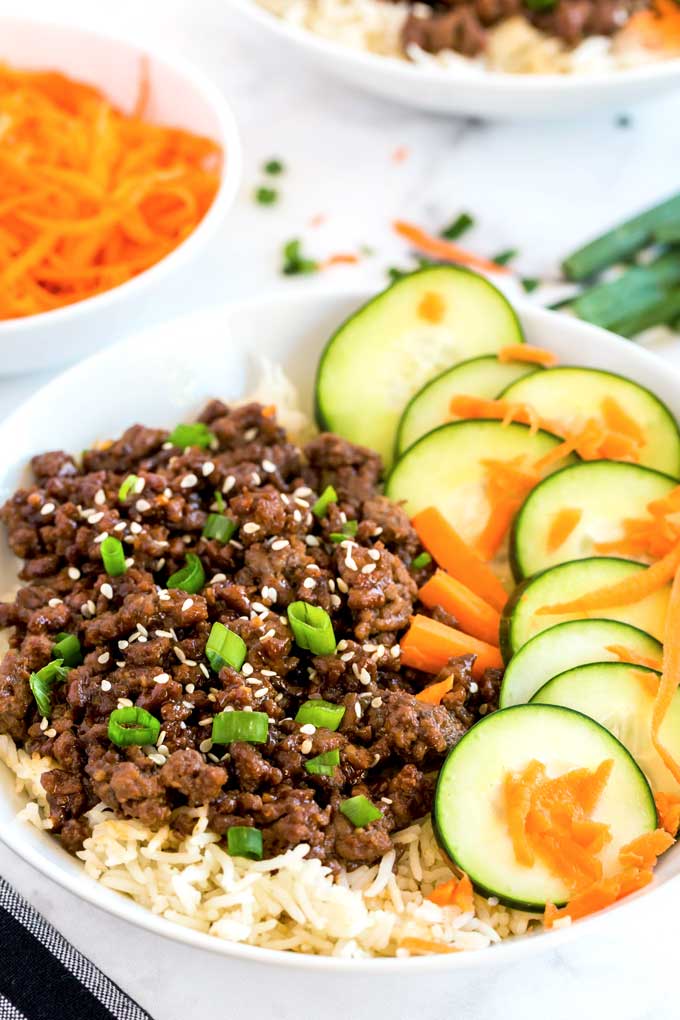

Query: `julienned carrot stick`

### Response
(419, 570, 501, 646)
(546, 507, 582, 552)
(652, 560, 680, 784)
(415, 674, 454, 705)
(401, 614, 503, 679)
(393, 220, 509, 275)
(498, 344, 558, 367)
(412, 507, 508, 612)
(537, 539, 680, 616)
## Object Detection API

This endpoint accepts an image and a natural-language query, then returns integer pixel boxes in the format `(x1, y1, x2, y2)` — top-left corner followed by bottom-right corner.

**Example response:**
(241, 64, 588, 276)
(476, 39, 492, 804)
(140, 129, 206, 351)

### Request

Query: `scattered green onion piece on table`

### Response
(305, 749, 341, 776)
(264, 158, 284, 175)
(282, 239, 318, 276)
(491, 248, 518, 267)
(29, 659, 70, 718)
(411, 552, 432, 570)
(295, 700, 345, 731)
(206, 621, 247, 672)
(562, 191, 680, 281)
(108, 706, 161, 747)
(255, 186, 278, 206)
(212, 710, 269, 744)
(339, 795, 382, 828)
(440, 212, 474, 241)
(521, 278, 540, 294)
(53, 632, 82, 667)
(653, 221, 680, 244)
(118, 474, 138, 501)
(570, 253, 680, 330)
(167, 553, 205, 594)
(202, 513, 236, 543)
(100, 536, 126, 577)
(312, 485, 338, 518)
(227, 826, 264, 860)
(167, 422, 215, 449)
(287, 602, 336, 655)
(612, 289, 680, 339)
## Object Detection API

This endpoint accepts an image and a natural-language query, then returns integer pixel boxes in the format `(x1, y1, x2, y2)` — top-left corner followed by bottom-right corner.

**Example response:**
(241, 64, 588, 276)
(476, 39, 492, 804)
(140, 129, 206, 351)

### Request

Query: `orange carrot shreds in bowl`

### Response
(0, 63, 222, 321)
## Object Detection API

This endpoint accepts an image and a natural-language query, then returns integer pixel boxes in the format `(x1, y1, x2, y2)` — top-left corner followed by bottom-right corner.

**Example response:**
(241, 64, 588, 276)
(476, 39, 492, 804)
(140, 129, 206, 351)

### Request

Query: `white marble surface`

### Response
(2, 1, 680, 1017)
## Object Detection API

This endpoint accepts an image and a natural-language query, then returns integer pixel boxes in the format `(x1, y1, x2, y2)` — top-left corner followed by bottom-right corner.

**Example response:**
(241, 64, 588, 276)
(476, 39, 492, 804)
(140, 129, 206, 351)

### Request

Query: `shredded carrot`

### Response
(261, 404, 276, 418)
(448, 394, 543, 433)
(547, 507, 582, 552)
(498, 344, 558, 367)
(427, 876, 459, 906)
(625, 0, 680, 50)
(619, 829, 674, 870)
(537, 539, 680, 616)
(392, 145, 410, 163)
(411, 507, 508, 612)
(418, 290, 446, 323)
(415, 674, 454, 705)
(652, 558, 680, 784)
(475, 457, 540, 561)
(393, 220, 510, 275)
(418, 570, 500, 646)
(401, 614, 503, 679)
(632, 668, 660, 698)
(655, 792, 680, 835)
(320, 253, 360, 269)
(427, 873, 473, 911)
(0, 62, 221, 320)
(309, 213, 327, 228)
(398, 938, 461, 955)
(601, 397, 646, 448)
(605, 644, 663, 671)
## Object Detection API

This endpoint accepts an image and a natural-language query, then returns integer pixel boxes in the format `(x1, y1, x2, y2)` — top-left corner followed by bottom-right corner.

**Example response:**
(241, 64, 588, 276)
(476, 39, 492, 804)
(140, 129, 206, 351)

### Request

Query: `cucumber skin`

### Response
(499, 576, 533, 664)
(314, 265, 525, 437)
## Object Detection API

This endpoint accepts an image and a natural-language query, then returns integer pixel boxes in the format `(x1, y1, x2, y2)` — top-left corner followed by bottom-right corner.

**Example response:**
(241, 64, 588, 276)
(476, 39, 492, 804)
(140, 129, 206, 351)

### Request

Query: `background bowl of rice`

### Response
(0, 17, 242, 375)
(2, 289, 680, 992)
(230, 0, 680, 118)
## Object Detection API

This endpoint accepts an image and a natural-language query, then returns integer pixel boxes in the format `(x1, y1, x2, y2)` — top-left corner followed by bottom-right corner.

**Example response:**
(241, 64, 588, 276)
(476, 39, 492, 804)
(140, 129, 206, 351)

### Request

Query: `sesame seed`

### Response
(154, 673, 170, 685)
(368, 549, 381, 561)
(261, 669, 276, 677)
(94, 532, 109, 544)
(67, 566, 81, 580)
(251, 601, 266, 613)
(337, 640, 348, 651)
(469, 681, 479, 693)
(100, 583, 114, 599)
(242, 663, 254, 676)
(373, 527, 383, 536)
(199, 664, 209, 680)
(137, 624, 148, 637)
(158, 590, 171, 601)
(262, 459, 276, 473)
(271, 538, 289, 551)
(487, 896, 499, 906)
(300, 723, 316, 736)
(94, 489, 106, 506)
(337, 579, 349, 594)
(211, 573, 227, 584)
(390, 645, 400, 658)
(199, 738, 213, 753)
(340, 652, 354, 662)
(40, 502, 55, 516)
(45, 728, 57, 739)
(174, 646, 186, 663)
(134, 476, 146, 494)
(40, 717, 48, 731)
(148, 753, 166, 766)
(262, 585, 278, 603)
(163, 487, 172, 499)
(361, 563, 376, 575)
(101, 679, 112, 692)
(354, 702, 362, 719)
(117, 698, 133, 709)
(130, 521, 142, 534)
(305, 535, 319, 547)
(244, 427, 257, 441)
(182, 598, 194, 612)
(479, 704, 489, 716)
(113, 521, 127, 532)
(136, 499, 151, 512)
(300, 739, 313, 754)
(359, 668, 371, 685)
(89, 511, 104, 525)
(48, 597, 62, 607)
(98, 651, 110, 664)
(222, 475, 236, 494)
(243, 522, 260, 535)
(155, 629, 173, 639)
(381, 797, 393, 805)
(87, 599, 96, 615)
(254, 687, 268, 698)
(345, 553, 357, 571)
(118, 640, 129, 650)
(202, 461, 215, 477)
(180, 473, 198, 489)
(294, 486, 312, 498)
(302, 577, 316, 590)
(371, 697, 383, 708)
(124, 557, 134, 568)
(199, 717, 213, 727)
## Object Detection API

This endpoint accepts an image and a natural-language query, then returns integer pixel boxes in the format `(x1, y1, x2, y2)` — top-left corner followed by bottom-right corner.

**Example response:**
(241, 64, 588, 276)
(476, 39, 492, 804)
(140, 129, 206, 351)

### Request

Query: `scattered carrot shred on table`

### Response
(498, 344, 558, 367)
(393, 220, 510, 275)
(0, 61, 222, 320)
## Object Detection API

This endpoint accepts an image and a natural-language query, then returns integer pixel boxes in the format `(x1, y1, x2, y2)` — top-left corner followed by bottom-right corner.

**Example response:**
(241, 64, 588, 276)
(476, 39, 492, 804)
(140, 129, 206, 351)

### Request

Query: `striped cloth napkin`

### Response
(0, 878, 154, 1020)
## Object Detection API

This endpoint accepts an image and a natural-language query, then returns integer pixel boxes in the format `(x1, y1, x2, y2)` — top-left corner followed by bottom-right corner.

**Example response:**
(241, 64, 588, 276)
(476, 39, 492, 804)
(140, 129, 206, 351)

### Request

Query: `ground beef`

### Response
(0, 402, 501, 867)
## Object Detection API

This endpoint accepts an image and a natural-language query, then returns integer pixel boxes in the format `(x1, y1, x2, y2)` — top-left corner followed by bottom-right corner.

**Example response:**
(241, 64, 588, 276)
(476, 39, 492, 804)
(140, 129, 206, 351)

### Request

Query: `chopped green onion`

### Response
(492, 248, 518, 267)
(227, 826, 264, 859)
(282, 239, 318, 276)
(305, 749, 340, 776)
(524, 0, 556, 10)
(612, 289, 680, 339)
(212, 710, 269, 744)
(264, 158, 284, 175)
(339, 795, 382, 828)
(312, 485, 338, 518)
(206, 621, 247, 673)
(653, 220, 680, 244)
(202, 513, 237, 543)
(440, 212, 474, 241)
(295, 699, 345, 731)
(167, 422, 215, 449)
(100, 536, 126, 577)
(108, 706, 161, 747)
(214, 490, 226, 512)
(521, 278, 540, 294)
(330, 520, 358, 543)
(167, 553, 205, 594)
(255, 186, 278, 205)
(570, 253, 680, 330)
(118, 474, 138, 501)
(53, 632, 82, 667)
(387, 266, 409, 283)
(411, 552, 432, 570)
(29, 659, 70, 718)
(287, 601, 336, 655)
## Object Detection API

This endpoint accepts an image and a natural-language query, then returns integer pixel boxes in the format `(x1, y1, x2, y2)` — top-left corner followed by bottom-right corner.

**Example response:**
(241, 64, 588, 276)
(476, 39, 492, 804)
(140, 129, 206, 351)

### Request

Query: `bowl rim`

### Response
(0, 287, 678, 970)
(232, 0, 680, 91)
(0, 14, 243, 335)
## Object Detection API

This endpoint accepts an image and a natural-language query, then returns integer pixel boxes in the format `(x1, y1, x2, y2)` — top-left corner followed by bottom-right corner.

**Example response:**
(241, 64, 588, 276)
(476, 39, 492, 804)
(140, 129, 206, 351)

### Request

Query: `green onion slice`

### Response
(212, 710, 269, 745)
(118, 475, 138, 502)
(206, 622, 246, 673)
(295, 699, 345, 732)
(330, 520, 358, 543)
(287, 601, 336, 655)
(312, 485, 338, 518)
(227, 826, 263, 860)
(441, 212, 474, 241)
(214, 490, 226, 512)
(411, 552, 432, 570)
(202, 513, 236, 544)
(100, 536, 126, 577)
(53, 632, 82, 667)
(167, 553, 205, 594)
(167, 422, 215, 450)
(108, 706, 161, 747)
(29, 659, 70, 719)
(305, 749, 340, 776)
(339, 795, 382, 828)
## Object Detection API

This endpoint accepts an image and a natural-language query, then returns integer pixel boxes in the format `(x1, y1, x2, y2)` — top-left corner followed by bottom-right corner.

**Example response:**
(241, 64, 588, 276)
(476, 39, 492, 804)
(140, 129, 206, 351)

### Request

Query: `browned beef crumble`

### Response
(0, 403, 501, 865)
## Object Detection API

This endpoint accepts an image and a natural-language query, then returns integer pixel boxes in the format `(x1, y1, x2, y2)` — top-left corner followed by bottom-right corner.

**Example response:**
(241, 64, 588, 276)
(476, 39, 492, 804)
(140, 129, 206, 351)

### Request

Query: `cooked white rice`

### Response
(257, 0, 673, 75)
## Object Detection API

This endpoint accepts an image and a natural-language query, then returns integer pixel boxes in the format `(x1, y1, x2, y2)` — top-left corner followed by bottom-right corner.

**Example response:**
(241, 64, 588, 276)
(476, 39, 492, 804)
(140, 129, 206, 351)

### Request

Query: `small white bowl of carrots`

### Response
(0, 18, 242, 375)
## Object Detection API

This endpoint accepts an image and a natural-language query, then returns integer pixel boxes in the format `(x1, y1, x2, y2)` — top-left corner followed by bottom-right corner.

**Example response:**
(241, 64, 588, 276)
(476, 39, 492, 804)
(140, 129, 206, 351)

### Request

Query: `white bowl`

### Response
(0, 17, 242, 376)
(232, 0, 680, 119)
(1, 288, 680, 983)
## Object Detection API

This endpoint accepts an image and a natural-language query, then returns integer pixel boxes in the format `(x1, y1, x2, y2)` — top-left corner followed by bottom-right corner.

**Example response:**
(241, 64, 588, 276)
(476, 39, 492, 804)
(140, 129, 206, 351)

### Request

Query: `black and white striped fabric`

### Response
(0, 878, 154, 1020)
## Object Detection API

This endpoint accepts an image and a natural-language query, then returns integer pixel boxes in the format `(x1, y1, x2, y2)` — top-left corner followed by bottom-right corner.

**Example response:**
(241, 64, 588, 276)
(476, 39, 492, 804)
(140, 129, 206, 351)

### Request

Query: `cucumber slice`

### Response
(510, 460, 676, 580)
(533, 662, 680, 797)
(500, 619, 662, 708)
(500, 557, 670, 660)
(434, 704, 656, 910)
(499, 367, 680, 476)
(395, 355, 540, 457)
(315, 267, 524, 468)
(386, 420, 570, 547)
